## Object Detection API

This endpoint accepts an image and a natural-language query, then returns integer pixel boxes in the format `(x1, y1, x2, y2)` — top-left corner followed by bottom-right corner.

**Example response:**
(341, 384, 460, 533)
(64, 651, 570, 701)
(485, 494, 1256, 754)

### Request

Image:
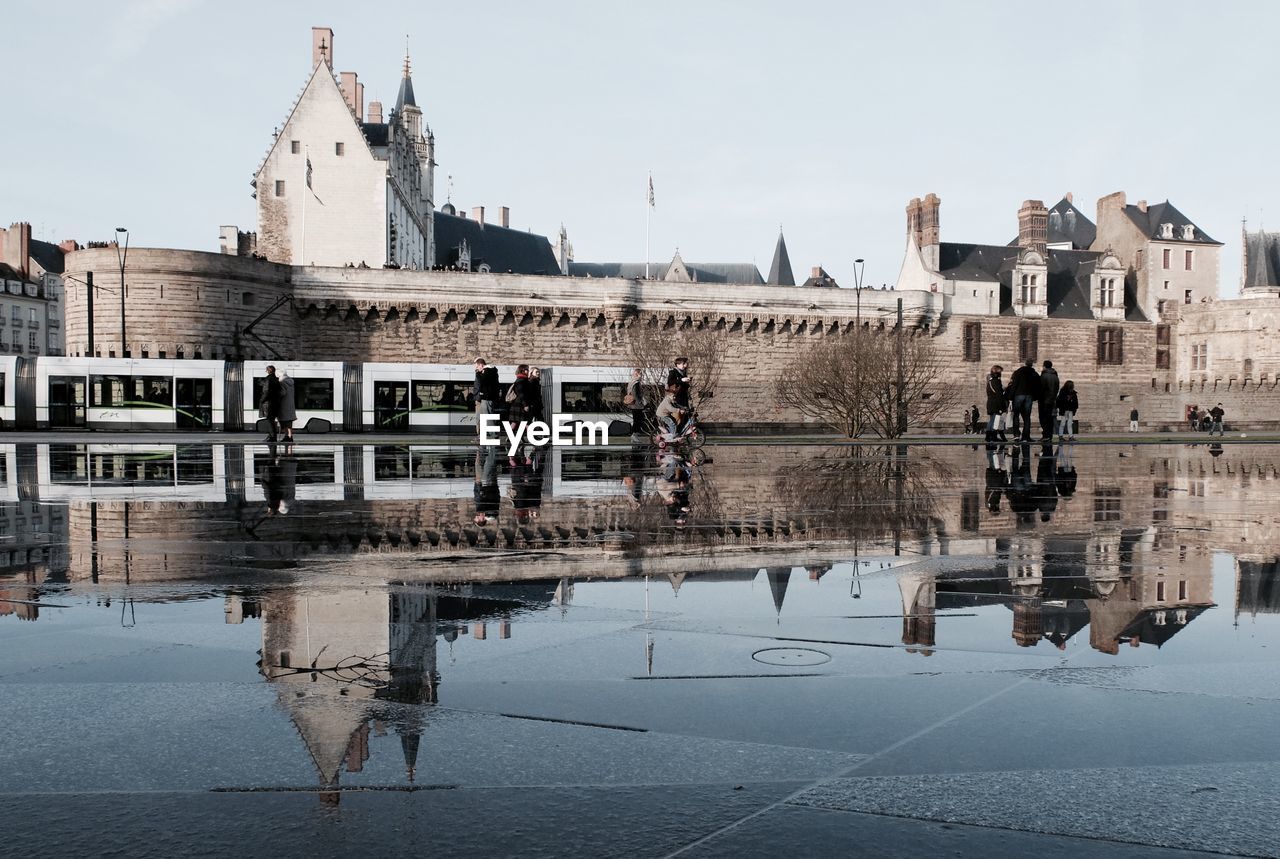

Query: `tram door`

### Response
(175, 378, 213, 429)
(373, 381, 410, 431)
(48, 376, 87, 428)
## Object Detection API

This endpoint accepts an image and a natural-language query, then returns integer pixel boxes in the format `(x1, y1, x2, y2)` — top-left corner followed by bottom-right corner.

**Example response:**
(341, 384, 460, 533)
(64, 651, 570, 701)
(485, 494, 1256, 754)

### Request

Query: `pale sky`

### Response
(6, 0, 1277, 295)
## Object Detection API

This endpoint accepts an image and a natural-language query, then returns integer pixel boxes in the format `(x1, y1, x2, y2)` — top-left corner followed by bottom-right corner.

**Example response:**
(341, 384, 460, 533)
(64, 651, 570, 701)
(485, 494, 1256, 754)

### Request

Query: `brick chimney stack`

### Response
(472, 206, 485, 226)
(1017, 199, 1049, 255)
(339, 72, 361, 117)
(1, 222, 31, 278)
(311, 27, 334, 68)
(367, 101, 383, 123)
(906, 197, 923, 245)
(908, 193, 941, 270)
(499, 207, 510, 228)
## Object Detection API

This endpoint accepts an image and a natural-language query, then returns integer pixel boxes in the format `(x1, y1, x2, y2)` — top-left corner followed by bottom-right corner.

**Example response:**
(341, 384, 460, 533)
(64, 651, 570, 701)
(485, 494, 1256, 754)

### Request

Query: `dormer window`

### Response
(1020, 273, 1039, 304)
(1100, 277, 1117, 307)
(1181, 224, 1195, 240)
(1160, 223, 1174, 239)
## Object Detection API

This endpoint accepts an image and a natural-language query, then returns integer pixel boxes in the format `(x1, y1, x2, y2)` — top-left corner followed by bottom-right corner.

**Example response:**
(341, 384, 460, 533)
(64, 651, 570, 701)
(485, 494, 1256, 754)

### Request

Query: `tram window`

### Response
(252, 377, 335, 410)
(132, 376, 172, 407)
(561, 382, 626, 413)
(90, 375, 128, 407)
(411, 379, 471, 412)
(0, 372, 5, 403)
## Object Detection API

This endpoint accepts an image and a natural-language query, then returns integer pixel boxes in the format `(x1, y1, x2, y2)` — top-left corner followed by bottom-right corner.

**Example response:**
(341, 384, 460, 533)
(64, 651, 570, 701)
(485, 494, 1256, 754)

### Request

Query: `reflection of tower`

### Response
(259, 584, 440, 798)
(1236, 558, 1280, 621)
(766, 568, 791, 622)
(899, 571, 936, 654)
(1010, 599, 1043, 647)
(1087, 538, 1215, 654)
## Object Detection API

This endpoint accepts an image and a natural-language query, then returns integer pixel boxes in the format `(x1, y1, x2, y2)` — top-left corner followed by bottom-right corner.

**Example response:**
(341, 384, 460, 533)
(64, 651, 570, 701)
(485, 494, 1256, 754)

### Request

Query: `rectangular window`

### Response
(274, 180, 285, 197)
(962, 322, 981, 362)
(28, 308, 37, 322)
(961, 491, 980, 532)
(1185, 249, 1194, 271)
(252, 377, 335, 411)
(1178, 580, 1187, 601)
(1162, 248, 1171, 269)
(1157, 581, 1166, 601)
(1093, 487, 1122, 522)
(335, 142, 345, 156)
(90, 374, 128, 407)
(410, 380, 472, 413)
(1163, 280, 1170, 291)
(1184, 289, 1193, 305)
(1156, 350, 1170, 369)
(1096, 326, 1124, 365)
(1136, 249, 1144, 268)
(1156, 324, 1171, 346)
(560, 382, 627, 413)
(290, 140, 300, 154)
(28, 331, 37, 350)
(1018, 323, 1038, 363)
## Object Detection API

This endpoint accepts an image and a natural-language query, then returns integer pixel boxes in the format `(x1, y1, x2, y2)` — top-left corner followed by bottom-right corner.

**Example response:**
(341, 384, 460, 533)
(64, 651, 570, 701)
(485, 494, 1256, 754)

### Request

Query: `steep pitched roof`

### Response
(433, 211, 561, 275)
(1123, 201, 1221, 245)
(360, 122, 389, 148)
(801, 266, 838, 288)
(567, 261, 765, 284)
(1243, 230, 1280, 288)
(28, 239, 65, 275)
(767, 231, 795, 286)
(254, 62, 374, 182)
(938, 242, 1018, 281)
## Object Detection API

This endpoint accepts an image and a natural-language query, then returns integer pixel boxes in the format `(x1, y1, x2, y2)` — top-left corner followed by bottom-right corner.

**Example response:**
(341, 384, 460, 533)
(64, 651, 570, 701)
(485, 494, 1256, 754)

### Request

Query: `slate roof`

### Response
(1116, 605, 1210, 648)
(1122, 201, 1220, 245)
(28, 238, 65, 275)
(433, 211, 561, 275)
(939, 242, 1146, 321)
(360, 122, 389, 148)
(1006, 197, 1097, 250)
(0, 262, 37, 285)
(1243, 230, 1280, 288)
(396, 73, 417, 112)
(567, 261, 765, 284)
(801, 266, 838, 288)
(767, 231, 795, 286)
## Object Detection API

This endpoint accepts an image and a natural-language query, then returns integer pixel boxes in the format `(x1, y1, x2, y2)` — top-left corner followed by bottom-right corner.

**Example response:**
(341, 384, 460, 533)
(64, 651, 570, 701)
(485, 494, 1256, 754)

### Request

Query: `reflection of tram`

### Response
(362, 445, 511, 499)
(35, 443, 226, 501)
(242, 444, 346, 501)
(4, 358, 641, 436)
(33, 358, 226, 430)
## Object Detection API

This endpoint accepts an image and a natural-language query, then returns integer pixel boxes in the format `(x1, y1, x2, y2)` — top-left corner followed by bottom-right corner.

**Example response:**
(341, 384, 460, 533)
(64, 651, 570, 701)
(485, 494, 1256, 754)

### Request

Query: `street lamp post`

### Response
(115, 227, 129, 357)
(853, 258, 865, 437)
(896, 296, 906, 436)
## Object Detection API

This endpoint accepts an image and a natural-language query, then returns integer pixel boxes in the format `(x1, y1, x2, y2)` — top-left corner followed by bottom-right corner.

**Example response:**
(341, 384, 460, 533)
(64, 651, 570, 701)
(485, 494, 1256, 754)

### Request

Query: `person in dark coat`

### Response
(260, 365, 283, 442)
(473, 358, 501, 436)
(505, 365, 534, 463)
(1056, 381, 1079, 440)
(1038, 361, 1060, 440)
(1033, 442, 1058, 522)
(985, 447, 1007, 513)
(526, 367, 546, 423)
(1209, 403, 1226, 436)
(984, 365, 1008, 444)
(1005, 360, 1041, 443)
(667, 357, 691, 409)
(970, 404, 982, 434)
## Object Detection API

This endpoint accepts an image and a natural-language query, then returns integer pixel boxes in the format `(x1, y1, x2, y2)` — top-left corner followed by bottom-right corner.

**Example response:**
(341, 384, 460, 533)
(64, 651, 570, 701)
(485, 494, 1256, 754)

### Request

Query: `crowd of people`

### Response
(966, 359, 1077, 445)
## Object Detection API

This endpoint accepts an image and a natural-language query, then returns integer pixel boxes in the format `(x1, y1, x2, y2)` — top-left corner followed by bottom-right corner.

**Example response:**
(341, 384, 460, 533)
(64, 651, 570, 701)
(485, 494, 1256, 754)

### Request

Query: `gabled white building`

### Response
(252, 27, 434, 269)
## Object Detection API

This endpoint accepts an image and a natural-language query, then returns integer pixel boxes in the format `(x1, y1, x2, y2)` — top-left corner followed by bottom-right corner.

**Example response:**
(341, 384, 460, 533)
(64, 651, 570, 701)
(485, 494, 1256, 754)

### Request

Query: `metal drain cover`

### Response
(752, 647, 832, 667)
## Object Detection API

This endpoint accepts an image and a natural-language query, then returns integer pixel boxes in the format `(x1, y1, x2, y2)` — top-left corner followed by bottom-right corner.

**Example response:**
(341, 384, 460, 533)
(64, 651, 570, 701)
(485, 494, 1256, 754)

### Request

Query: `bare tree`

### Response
(627, 318, 729, 420)
(775, 328, 958, 438)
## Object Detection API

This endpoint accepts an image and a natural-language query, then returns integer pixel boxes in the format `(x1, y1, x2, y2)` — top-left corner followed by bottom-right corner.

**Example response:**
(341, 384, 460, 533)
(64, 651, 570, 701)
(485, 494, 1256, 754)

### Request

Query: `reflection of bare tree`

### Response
(773, 446, 951, 545)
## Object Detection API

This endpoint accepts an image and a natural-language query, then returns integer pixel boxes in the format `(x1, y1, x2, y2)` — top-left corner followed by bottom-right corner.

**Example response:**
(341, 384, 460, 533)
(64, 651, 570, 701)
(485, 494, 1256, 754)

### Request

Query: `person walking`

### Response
(1038, 360, 1060, 440)
(970, 404, 982, 434)
(1056, 380, 1078, 441)
(626, 369, 647, 442)
(984, 365, 1008, 444)
(473, 358, 501, 436)
(278, 370, 297, 444)
(260, 365, 283, 442)
(1209, 403, 1226, 436)
(1128, 407, 1139, 433)
(1006, 360, 1041, 443)
(1188, 405, 1200, 433)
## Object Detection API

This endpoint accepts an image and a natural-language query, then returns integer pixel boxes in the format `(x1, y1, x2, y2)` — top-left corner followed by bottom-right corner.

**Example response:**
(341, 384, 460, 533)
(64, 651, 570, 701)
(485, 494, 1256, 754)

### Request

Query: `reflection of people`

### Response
(656, 453, 691, 526)
(1054, 443, 1077, 498)
(985, 447, 1007, 513)
(262, 448, 297, 516)
(1033, 442, 1058, 522)
(510, 453, 545, 524)
(626, 369, 648, 442)
(278, 371, 297, 443)
(473, 448, 500, 525)
(1005, 444, 1036, 527)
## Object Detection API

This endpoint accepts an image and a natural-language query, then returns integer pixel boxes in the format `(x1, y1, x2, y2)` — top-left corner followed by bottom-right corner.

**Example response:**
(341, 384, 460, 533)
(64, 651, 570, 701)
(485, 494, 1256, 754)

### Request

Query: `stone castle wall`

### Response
(55, 247, 1280, 429)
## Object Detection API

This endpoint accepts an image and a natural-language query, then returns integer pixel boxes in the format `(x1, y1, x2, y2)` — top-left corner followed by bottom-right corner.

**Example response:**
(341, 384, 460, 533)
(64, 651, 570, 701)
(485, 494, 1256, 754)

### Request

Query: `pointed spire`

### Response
(396, 34, 417, 112)
(767, 228, 795, 286)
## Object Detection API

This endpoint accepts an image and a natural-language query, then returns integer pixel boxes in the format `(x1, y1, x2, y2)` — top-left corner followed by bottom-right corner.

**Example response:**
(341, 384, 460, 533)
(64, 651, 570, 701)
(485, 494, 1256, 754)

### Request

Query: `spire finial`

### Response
(446, 174, 453, 204)
(404, 34, 411, 78)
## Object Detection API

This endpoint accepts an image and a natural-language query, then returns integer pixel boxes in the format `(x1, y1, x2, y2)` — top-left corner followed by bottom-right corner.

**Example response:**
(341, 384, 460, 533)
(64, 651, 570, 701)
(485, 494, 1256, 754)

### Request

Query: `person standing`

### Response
(1187, 405, 1200, 433)
(278, 370, 297, 444)
(625, 369, 647, 442)
(1129, 407, 1139, 433)
(526, 367, 546, 423)
(1209, 403, 1225, 436)
(260, 365, 283, 443)
(1006, 360, 1041, 443)
(1056, 381, 1078, 441)
(970, 404, 982, 434)
(984, 365, 1007, 444)
(667, 357, 691, 409)
(505, 364, 533, 464)
(1038, 361, 1060, 441)
(473, 357, 501, 436)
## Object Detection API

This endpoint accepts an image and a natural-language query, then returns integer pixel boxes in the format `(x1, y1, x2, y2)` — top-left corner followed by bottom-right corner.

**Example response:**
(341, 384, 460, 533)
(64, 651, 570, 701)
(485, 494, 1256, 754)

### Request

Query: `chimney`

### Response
(811, 266, 822, 279)
(58, 239, 79, 254)
(355, 82, 364, 120)
(1136, 199, 1148, 213)
(2, 222, 31, 279)
(499, 206, 510, 228)
(905, 197, 923, 245)
(919, 193, 941, 270)
(311, 27, 334, 68)
(1017, 199, 1049, 255)
(340, 72, 359, 115)
(367, 100, 383, 124)
(1065, 191, 1073, 203)
(472, 206, 485, 226)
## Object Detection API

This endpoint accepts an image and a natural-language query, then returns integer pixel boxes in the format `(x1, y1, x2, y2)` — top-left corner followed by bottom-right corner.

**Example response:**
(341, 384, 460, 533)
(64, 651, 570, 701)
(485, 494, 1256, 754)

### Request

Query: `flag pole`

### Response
(645, 172, 651, 280)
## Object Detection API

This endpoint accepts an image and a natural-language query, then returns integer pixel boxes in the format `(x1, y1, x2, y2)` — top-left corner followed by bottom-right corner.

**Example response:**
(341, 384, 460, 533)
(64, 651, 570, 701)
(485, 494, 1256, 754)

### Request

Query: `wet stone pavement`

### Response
(3, 439, 1280, 857)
